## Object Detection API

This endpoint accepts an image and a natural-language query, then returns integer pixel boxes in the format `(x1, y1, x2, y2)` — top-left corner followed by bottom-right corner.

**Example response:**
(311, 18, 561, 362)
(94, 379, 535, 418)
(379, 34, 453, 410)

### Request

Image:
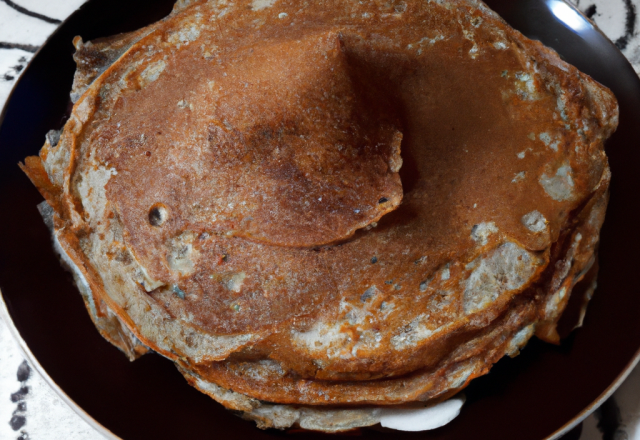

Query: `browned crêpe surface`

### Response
(22, 0, 617, 410)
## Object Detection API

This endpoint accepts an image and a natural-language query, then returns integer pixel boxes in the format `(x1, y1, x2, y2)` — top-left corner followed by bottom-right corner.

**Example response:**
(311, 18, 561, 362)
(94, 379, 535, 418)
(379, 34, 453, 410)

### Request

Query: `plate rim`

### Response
(0, 1, 86, 129)
(0, 287, 121, 440)
(0, 0, 638, 438)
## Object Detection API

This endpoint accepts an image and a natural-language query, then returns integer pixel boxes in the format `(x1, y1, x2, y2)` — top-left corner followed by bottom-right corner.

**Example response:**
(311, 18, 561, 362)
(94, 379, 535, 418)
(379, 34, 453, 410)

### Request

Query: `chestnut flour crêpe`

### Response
(21, 0, 618, 432)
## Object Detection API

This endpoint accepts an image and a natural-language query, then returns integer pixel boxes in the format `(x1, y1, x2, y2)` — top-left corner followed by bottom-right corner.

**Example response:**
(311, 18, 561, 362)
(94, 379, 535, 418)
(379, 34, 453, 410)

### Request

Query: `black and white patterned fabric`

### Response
(0, 0, 638, 438)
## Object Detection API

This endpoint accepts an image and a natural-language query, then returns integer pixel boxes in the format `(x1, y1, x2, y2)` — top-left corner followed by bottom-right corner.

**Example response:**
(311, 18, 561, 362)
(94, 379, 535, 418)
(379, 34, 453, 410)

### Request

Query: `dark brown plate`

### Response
(1, 0, 639, 439)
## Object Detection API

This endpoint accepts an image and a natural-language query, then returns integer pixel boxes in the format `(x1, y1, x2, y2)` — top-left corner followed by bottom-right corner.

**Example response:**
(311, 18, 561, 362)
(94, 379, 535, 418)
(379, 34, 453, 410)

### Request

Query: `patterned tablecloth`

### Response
(0, 0, 639, 439)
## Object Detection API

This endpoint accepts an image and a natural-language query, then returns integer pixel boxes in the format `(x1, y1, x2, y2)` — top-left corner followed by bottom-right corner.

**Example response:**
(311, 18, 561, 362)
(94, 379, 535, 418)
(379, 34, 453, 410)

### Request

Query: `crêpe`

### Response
(22, 0, 618, 432)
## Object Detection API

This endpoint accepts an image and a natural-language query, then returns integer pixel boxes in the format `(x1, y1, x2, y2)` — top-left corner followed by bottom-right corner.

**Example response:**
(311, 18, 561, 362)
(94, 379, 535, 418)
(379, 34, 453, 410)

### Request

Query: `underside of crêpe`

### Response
(21, 0, 618, 432)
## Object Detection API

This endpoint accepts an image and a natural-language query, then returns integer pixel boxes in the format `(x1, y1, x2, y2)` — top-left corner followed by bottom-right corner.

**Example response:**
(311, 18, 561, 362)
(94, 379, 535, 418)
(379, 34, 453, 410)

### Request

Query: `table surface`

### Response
(0, 0, 639, 439)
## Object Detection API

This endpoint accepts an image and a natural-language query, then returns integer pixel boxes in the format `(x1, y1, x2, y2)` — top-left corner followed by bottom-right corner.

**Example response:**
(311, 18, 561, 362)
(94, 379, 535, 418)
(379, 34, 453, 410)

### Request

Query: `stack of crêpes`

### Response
(22, 0, 617, 432)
